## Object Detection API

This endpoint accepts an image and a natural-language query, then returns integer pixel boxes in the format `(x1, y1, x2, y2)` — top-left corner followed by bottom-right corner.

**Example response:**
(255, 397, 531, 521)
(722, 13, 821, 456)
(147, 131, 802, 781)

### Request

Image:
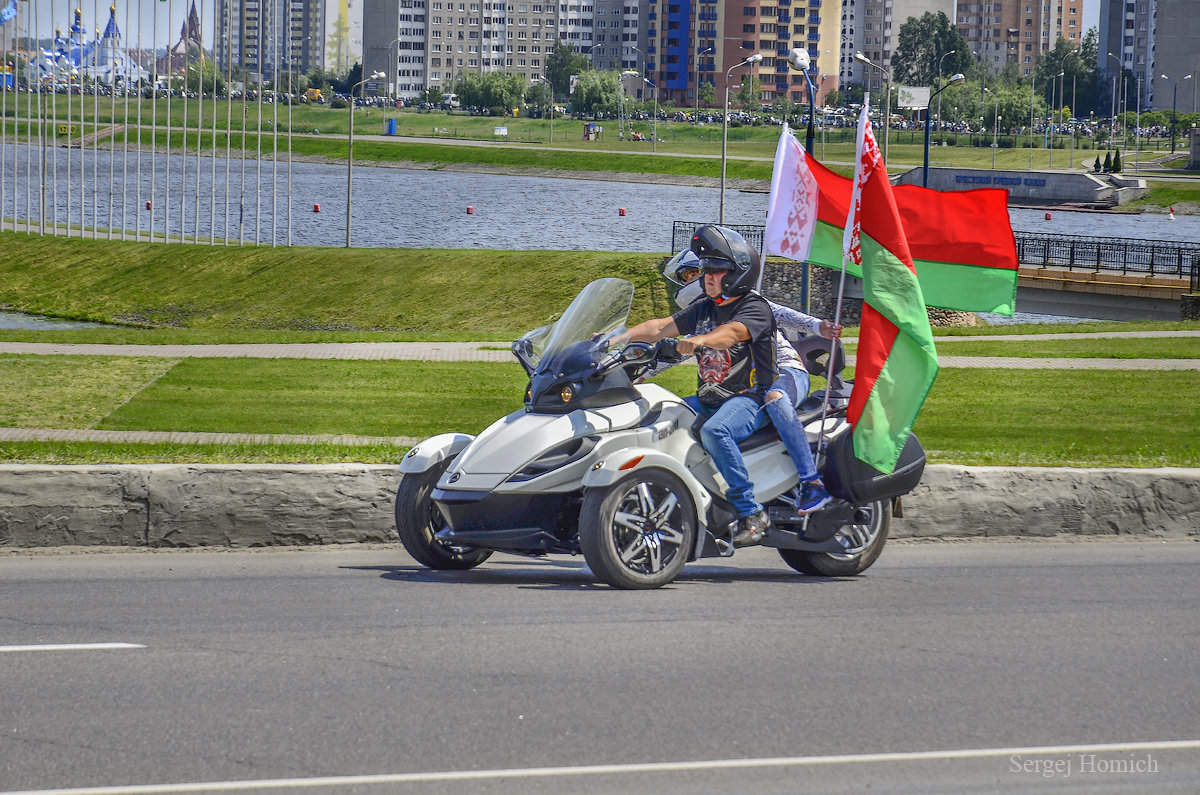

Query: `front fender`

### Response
(399, 433, 475, 474)
(582, 447, 713, 526)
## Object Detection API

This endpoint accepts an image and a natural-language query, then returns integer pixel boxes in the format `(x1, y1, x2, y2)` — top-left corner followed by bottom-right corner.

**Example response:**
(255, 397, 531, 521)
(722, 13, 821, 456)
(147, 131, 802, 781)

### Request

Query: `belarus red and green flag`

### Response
(764, 123, 1018, 316)
(767, 108, 938, 473)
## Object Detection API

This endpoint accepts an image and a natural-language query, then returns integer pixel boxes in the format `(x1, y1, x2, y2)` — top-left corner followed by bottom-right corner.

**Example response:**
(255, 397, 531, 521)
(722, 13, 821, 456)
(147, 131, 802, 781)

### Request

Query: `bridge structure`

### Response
(671, 222, 1198, 321)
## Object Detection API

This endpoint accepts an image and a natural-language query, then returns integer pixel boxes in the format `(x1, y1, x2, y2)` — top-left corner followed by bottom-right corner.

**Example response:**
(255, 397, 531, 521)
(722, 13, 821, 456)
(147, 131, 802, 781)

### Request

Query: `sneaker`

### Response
(732, 509, 770, 547)
(796, 481, 832, 515)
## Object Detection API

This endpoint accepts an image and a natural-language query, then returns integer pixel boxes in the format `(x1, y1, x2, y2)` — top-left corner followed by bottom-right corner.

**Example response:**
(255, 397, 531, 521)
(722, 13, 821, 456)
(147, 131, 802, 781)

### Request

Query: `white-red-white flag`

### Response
(763, 123, 819, 261)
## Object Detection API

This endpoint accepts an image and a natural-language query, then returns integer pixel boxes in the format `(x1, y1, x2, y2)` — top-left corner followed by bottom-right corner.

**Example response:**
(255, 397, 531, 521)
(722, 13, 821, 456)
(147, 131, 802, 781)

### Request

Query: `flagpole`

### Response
(814, 102, 866, 477)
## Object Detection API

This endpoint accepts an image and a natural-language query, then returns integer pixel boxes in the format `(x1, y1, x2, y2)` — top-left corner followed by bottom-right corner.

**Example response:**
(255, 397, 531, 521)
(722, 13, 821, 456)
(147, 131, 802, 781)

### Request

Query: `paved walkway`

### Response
(2, 330, 1195, 448)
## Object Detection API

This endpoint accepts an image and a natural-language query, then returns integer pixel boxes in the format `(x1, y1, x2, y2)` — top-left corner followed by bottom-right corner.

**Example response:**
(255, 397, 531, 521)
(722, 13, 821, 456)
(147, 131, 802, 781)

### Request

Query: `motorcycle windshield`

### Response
(518, 278, 635, 370)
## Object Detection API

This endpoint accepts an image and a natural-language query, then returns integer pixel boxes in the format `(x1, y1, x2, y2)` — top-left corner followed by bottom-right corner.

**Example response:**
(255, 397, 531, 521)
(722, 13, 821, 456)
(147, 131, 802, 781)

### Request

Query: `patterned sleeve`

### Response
(769, 301, 823, 338)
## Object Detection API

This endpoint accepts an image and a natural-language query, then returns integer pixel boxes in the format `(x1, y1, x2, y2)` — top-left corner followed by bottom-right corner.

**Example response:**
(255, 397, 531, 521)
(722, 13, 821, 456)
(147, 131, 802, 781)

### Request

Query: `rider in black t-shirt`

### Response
(621, 225, 778, 547)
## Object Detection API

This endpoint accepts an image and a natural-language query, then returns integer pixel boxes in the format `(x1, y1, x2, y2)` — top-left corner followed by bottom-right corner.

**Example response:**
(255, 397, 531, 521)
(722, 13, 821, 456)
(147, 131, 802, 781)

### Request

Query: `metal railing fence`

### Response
(672, 221, 1200, 280)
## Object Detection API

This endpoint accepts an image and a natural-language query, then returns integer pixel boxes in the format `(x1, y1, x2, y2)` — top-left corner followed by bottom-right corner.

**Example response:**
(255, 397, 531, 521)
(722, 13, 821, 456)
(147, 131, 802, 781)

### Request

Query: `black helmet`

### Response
(690, 225, 761, 297)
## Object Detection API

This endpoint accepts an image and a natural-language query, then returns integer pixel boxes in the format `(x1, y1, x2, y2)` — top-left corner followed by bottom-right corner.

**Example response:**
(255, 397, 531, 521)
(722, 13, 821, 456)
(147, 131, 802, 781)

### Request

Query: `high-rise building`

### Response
(641, 0, 838, 111)
(843, 0, 952, 91)
(1101, 0, 1200, 113)
(214, 0, 326, 82)
(956, 0, 1082, 78)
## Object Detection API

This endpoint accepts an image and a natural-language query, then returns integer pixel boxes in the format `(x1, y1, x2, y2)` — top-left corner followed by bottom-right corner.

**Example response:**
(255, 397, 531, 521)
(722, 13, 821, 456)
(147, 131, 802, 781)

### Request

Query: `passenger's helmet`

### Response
(662, 250, 704, 308)
(690, 224, 761, 297)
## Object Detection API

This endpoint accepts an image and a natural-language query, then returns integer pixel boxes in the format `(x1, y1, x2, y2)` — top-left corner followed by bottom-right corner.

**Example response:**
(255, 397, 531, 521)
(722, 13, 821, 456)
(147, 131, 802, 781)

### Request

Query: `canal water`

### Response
(4, 143, 1199, 252)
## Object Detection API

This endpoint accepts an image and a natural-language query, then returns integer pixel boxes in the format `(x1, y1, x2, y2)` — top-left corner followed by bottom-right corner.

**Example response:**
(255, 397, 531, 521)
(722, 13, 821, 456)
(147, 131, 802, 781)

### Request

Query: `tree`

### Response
(1094, 155, 1103, 172)
(455, 71, 524, 113)
(545, 41, 588, 100)
(1112, 149, 1123, 172)
(735, 74, 761, 111)
(185, 59, 227, 95)
(891, 12, 970, 86)
(824, 89, 841, 107)
(698, 80, 714, 109)
(570, 70, 621, 117)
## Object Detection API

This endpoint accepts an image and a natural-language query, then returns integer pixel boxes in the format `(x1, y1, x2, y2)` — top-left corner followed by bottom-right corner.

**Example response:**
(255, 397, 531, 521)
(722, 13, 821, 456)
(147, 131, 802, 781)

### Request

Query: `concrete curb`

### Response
(2, 464, 1198, 549)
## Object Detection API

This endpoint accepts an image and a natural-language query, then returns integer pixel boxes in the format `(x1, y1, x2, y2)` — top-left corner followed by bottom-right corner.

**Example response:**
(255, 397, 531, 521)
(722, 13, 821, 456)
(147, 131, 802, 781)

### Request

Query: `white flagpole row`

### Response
(1, 0, 305, 247)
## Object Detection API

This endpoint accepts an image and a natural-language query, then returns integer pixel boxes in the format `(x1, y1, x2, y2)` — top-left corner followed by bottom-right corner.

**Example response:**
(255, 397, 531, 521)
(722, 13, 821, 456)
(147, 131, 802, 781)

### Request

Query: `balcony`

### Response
(808, 15, 820, 24)
(647, 11, 656, 19)
(778, 13, 791, 23)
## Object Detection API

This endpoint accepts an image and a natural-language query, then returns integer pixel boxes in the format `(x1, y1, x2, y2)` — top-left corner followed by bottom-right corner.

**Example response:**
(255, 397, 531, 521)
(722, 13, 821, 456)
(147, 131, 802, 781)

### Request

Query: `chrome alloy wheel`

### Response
(610, 482, 688, 575)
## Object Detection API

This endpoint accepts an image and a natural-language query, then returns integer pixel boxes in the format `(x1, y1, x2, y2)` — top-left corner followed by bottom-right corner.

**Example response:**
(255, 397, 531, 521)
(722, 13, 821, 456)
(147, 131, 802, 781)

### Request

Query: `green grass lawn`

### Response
(0, 234, 675, 337)
(920, 337, 1200, 359)
(2, 355, 1197, 468)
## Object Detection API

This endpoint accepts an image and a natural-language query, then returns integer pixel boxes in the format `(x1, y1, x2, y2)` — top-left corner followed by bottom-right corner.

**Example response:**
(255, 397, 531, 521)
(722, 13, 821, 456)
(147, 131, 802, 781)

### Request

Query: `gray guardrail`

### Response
(1, 464, 1196, 548)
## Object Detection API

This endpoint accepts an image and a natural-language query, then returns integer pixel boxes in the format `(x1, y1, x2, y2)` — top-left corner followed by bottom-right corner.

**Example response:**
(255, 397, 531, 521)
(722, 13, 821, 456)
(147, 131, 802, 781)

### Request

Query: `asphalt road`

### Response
(2, 540, 1198, 794)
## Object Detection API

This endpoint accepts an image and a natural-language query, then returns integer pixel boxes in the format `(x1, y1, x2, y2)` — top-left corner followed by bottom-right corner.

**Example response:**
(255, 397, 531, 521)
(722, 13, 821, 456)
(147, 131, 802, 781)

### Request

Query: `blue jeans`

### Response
(684, 393, 769, 518)
(763, 368, 820, 483)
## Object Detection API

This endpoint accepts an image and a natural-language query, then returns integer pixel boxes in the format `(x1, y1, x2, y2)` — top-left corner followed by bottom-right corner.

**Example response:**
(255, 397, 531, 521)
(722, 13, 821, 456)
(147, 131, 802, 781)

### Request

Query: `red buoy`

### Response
(145, 201, 151, 210)
(467, 206, 475, 215)
(313, 204, 321, 213)
(1044, 211, 1052, 220)
(619, 207, 626, 216)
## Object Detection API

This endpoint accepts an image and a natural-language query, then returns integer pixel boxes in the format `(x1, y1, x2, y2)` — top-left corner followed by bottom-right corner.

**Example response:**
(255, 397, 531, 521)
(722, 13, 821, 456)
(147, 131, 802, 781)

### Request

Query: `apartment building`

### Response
(842, 0, 951, 91)
(641, 0, 837, 109)
(1101, 0, 1200, 113)
(956, 0, 1082, 78)
(214, 0, 326, 81)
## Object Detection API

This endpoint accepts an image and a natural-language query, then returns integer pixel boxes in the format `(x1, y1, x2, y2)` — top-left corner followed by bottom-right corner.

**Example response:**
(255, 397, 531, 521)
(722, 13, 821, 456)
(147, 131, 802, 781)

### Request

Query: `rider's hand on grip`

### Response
(655, 337, 682, 363)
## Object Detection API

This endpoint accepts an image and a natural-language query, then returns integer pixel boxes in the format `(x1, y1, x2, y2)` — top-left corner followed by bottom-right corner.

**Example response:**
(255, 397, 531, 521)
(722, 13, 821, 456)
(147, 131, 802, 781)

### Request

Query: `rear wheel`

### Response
(579, 469, 697, 589)
(778, 499, 890, 577)
(395, 459, 492, 570)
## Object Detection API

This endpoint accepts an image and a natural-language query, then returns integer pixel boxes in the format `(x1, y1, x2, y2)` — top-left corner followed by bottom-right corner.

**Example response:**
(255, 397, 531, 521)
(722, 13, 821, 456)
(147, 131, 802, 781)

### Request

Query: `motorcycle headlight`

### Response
(560, 384, 575, 403)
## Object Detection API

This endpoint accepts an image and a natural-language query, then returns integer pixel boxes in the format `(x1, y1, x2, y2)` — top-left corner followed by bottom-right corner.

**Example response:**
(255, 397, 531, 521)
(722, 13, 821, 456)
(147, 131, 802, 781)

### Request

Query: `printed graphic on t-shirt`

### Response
(697, 348, 731, 385)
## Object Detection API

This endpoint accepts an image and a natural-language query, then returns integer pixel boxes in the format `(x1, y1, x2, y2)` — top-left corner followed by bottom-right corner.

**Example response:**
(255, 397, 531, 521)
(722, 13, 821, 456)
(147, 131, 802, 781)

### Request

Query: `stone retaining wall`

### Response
(1, 464, 1197, 548)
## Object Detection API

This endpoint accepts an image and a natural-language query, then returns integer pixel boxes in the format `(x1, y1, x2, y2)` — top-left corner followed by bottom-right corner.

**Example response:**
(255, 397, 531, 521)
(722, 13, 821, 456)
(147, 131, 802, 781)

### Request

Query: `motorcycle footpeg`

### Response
(710, 522, 738, 557)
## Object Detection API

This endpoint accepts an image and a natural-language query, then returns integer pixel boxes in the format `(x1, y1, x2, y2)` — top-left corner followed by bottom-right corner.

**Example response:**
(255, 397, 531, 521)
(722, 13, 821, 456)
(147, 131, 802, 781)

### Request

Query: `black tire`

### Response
(778, 499, 890, 577)
(394, 459, 492, 570)
(579, 469, 697, 590)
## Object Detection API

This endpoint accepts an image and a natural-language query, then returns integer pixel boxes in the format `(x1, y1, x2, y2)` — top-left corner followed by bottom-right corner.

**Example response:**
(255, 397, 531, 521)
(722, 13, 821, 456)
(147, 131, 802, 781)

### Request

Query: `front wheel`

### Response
(579, 469, 697, 589)
(778, 499, 890, 577)
(395, 459, 492, 570)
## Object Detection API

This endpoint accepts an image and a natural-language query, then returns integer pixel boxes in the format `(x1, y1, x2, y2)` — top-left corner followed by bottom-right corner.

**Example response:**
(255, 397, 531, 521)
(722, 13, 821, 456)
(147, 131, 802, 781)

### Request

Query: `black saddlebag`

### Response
(821, 430, 926, 505)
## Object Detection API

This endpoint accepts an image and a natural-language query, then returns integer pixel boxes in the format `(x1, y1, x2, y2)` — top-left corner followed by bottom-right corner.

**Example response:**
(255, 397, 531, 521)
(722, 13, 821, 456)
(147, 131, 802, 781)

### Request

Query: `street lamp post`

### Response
(787, 48, 815, 154)
(644, 77, 658, 152)
(994, 112, 1002, 169)
(387, 37, 404, 99)
(922, 73, 965, 186)
(1160, 74, 1184, 153)
(1049, 70, 1063, 169)
(936, 49, 956, 144)
(854, 52, 891, 162)
(694, 46, 713, 124)
(536, 75, 554, 144)
(720, 52, 763, 224)
(346, 70, 387, 248)
(1107, 52, 1121, 148)
(1029, 73, 1036, 171)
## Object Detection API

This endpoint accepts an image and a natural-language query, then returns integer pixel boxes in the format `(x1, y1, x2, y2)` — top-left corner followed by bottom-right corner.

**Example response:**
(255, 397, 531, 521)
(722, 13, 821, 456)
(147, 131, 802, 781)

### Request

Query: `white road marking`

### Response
(0, 643, 146, 653)
(3, 739, 1198, 794)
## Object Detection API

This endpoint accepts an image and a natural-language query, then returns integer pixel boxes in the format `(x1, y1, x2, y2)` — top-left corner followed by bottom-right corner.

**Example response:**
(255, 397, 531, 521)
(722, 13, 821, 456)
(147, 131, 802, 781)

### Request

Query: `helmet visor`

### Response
(697, 256, 733, 274)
